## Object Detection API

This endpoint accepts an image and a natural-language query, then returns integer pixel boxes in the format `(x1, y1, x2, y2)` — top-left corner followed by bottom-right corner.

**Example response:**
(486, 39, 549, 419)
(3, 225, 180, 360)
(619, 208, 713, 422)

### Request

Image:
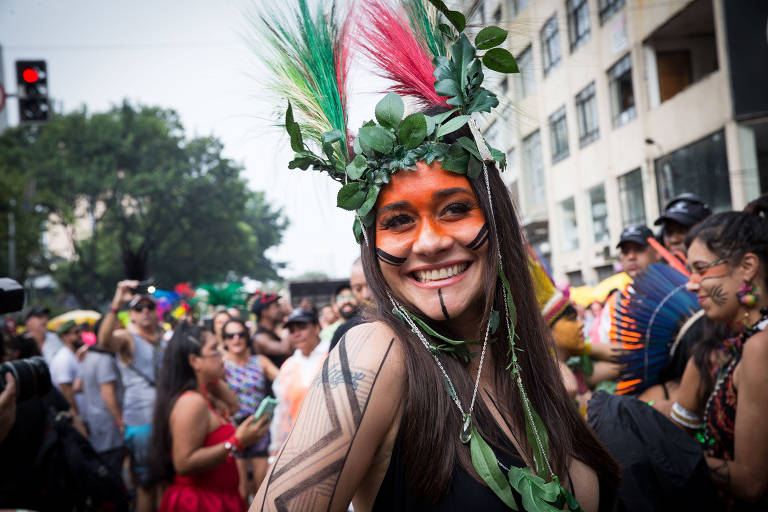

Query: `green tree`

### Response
(0, 101, 287, 307)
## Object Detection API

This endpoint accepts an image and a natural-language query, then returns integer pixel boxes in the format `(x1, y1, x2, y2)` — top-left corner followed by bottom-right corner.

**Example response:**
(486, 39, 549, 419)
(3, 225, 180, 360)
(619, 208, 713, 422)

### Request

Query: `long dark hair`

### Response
(360, 125, 618, 503)
(149, 323, 208, 484)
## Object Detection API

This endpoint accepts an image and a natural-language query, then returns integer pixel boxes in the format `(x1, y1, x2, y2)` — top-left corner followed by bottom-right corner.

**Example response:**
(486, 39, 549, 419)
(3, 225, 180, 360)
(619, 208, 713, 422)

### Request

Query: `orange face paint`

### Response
(374, 161, 487, 262)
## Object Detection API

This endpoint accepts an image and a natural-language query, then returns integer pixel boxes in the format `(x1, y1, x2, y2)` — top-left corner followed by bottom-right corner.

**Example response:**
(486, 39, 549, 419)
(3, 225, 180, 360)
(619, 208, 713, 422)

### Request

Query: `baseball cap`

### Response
(249, 292, 280, 315)
(56, 319, 78, 335)
(654, 193, 712, 227)
(284, 307, 318, 327)
(617, 225, 654, 249)
(128, 294, 156, 309)
(24, 305, 50, 322)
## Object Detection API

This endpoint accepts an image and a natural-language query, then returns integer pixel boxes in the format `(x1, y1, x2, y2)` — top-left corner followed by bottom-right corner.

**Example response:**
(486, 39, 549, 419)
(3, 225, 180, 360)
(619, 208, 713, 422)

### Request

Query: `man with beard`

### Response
(49, 320, 85, 416)
(329, 260, 370, 351)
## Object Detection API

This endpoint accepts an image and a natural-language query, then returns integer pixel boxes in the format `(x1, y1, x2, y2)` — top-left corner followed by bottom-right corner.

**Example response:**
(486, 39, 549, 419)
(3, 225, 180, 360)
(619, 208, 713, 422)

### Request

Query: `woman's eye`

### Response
(381, 214, 414, 230)
(442, 202, 472, 216)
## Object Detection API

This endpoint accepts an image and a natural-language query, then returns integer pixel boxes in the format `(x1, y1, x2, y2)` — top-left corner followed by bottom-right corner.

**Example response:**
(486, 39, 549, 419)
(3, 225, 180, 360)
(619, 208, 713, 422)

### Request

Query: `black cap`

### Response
(654, 193, 712, 227)
(617, 224, 654, 248)
(128, 294, 156, 309)
(249, 292, 280, 315)
(24, 305, 50, 322)
(284, 307, 318, 327)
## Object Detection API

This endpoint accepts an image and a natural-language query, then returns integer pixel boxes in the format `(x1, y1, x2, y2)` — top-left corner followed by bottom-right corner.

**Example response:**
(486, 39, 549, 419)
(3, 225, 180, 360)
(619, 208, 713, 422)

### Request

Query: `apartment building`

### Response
(465, 0, 768, 285)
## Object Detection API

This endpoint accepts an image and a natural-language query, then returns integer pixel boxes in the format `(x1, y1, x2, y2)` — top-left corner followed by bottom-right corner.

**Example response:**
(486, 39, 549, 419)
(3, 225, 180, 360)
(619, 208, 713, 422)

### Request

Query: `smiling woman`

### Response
(251, 0, 618, 510)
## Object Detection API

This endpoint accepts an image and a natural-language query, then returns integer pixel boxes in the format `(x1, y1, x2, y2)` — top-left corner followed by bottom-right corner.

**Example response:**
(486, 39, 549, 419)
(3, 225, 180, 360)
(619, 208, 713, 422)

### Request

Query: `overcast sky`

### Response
(0, 0, 382, 280)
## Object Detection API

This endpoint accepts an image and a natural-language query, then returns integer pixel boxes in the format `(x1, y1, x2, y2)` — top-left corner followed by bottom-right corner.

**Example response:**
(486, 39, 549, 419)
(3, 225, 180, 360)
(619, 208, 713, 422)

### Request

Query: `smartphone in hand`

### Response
(251, 397, 278, 424)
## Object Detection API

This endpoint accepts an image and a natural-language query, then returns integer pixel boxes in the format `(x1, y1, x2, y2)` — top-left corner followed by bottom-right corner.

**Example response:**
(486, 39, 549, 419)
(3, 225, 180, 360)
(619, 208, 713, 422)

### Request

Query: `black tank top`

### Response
(373, 428, 526, 510)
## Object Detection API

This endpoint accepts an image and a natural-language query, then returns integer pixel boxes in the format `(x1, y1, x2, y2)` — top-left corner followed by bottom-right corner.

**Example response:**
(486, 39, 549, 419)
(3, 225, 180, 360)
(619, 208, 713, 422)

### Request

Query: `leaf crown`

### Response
(284, 2, 519, 243)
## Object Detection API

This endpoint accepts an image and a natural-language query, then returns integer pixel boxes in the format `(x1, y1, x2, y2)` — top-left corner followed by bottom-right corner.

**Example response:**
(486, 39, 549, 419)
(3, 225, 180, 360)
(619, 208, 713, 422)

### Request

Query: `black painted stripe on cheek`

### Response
(470, 232, 489, 251)
(438, 288, 449, 319)
(376, 248, 406, 266)
(466, 223, 488, 250)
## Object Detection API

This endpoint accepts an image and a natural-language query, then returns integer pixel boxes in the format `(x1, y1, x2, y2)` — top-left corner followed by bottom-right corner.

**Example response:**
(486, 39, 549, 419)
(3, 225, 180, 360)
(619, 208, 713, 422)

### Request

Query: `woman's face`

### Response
(375, 161, 489, 326)
(551, 314, 585, 354)
(193, 332, 225, 383)
(223, 322, 249, 356)
(685, 239, 742, 324)
(213, 312, 230, 338)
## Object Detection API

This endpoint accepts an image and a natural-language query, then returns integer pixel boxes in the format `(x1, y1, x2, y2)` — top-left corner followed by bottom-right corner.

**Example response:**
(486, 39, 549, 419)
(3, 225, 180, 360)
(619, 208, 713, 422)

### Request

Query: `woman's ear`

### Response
(739, 252, 760, 283)
(188, 352, 200, 372)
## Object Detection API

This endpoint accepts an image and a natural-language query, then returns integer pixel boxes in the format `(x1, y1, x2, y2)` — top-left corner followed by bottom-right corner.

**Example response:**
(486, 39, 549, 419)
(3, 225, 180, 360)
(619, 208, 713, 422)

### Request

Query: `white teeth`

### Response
(414, 263, 469, 283)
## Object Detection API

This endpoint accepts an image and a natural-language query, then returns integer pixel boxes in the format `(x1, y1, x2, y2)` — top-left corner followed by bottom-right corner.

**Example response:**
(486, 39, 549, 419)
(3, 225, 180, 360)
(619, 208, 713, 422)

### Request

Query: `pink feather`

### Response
(358, 1, 449, 108)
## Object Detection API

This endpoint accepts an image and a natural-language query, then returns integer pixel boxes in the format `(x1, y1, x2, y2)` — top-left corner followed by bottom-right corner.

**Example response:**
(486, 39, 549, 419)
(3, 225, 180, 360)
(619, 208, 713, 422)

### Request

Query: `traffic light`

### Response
(15, 60, 50, 123)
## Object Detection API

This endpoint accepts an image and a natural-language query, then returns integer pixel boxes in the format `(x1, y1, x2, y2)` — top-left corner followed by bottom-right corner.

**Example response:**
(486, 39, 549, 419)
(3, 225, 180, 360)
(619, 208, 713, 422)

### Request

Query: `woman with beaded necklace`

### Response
(250, 2, 618, 510)
(669, 207, 768, 507)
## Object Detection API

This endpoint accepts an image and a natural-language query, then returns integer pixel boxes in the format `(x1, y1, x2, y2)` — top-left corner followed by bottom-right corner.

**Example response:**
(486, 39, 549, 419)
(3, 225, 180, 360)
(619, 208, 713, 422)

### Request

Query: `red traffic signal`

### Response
(15, 60, 50, 123)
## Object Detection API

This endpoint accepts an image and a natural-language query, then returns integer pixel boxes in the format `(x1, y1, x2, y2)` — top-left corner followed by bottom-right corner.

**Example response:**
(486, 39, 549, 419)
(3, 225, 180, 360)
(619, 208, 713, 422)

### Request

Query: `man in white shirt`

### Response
(49, 319, 85, 415)
(269, 308, 329, 454)
(23, 306, 63, 364)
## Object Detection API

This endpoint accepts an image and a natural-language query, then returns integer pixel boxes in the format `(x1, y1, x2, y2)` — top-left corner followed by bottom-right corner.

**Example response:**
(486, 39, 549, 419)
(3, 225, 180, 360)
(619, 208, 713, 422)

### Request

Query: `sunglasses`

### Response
(132, 303, 156, 312)
(223, 331, 248, 340)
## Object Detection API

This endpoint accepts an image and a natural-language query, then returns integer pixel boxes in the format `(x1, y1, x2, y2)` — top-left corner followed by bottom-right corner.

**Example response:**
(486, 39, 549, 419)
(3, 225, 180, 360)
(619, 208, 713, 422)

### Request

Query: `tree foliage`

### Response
(0, 101, 287, 308)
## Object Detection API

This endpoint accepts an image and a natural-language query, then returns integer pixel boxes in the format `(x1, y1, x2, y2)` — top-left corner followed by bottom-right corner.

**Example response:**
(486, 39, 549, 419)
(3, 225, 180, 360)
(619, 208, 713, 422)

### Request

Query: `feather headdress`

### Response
(358, 0, 449, 107)
(613, 263, 701, 395)
(255, 0, 352, 170)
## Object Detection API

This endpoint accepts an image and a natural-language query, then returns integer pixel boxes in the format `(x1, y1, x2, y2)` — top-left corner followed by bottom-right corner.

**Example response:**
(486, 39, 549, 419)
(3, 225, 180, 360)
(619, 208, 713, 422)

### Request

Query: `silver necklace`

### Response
(388, 291, 490, 443)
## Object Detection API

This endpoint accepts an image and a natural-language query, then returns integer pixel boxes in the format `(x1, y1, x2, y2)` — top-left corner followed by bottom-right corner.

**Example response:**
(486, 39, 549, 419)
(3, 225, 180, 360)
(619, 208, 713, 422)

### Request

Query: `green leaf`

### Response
(451, 34, 476, 100)
(346, 155, 367, 180)
(490, 309, 500, 335)
(508, 467, 563, 512)
(524, 401, 550, 480)
(456, 136, 482, 160)
(467, 88, 499, 114)
(441, 141, 469, 174)
(436, 115, 470, 138)
(438, 23, 455, 39)
(425, 115, 436, 137)
(428, 108, 458, 126)
(475, 26, 508, 50)
(322, 130, 344, 145)
(285, 102, 303, 152)
(490, 147, 507, 170)
(353, 216, 362, 244)
(357, 184, 381, 219)
(398, 113, 428, 149)
(467, 155, 483, 179)
(428, 0, 466, 31)
(483, 48, 519, 73)
(434, 79, 460, 98)
(375, 92, 404, 130)
(401, 308, 477, 346)
(337, 182, 366, 210)
(358, 125, 396, 154)
(470, 426, 519, 510)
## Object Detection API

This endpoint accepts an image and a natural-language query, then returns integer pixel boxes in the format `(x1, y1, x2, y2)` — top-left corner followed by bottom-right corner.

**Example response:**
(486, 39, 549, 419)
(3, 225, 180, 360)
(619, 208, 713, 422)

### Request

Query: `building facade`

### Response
(465, 0, 768, 285)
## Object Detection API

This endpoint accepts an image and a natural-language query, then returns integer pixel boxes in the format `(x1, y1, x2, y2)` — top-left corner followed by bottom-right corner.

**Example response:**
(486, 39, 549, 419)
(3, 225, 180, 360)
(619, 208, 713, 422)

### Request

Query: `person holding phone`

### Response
(150, 323, 269, 512)
(222, 319, 279, 500)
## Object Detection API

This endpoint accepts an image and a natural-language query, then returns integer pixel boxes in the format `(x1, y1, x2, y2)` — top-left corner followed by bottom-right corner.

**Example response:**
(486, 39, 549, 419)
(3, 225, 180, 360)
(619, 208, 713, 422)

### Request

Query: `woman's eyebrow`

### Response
(378, 200, 410, 215)
(432, 187, 473, 201)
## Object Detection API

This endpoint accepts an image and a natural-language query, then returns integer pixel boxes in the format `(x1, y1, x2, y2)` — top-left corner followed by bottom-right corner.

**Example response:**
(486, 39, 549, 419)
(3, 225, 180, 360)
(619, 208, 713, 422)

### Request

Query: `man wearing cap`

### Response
(269, 307, 328, 455)
(23, 305, 63, 364)
(617, 224, 658, 279)
(654, 193, 712, 257)
(49, 319, 85, 415)
(97, 280, 165, 512)
(251, 292, 292, 369)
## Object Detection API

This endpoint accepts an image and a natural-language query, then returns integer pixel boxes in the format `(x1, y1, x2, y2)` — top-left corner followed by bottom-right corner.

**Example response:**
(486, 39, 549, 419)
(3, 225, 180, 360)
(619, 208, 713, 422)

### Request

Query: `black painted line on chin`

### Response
(438, 288, 450, 320)
(376, 248, 406, 266)
(466, 223, 489, 250)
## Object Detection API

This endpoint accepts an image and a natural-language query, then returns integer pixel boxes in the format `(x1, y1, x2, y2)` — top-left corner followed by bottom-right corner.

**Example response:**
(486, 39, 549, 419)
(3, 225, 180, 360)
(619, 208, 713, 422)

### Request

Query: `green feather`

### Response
(402, 0, 447, 59)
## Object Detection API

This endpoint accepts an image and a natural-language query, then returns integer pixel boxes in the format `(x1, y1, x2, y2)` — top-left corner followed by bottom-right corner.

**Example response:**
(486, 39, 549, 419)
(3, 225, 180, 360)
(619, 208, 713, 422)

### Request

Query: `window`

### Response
(588, 184, 610, 243)
(598, 0, 625, 24)
(516, 45, 536, 99)
(541, 15, 561, 75)
(522, 130, 546, 206)
(493, 6, 502, 23)
(575, 82, 599, 147)
(618, 168, 646, 227)
(608, 53, 636, 127)
(508, 0, 531, 17)
(560, 196, 579, 251)
(548, 106, 569, 163)
(566, 270, 584, 286)
(566, 0, 590, 52)
(500, 77, 509, 95)
(595, 264, 615, 281)
(654, 130, 732, 212)
(485, 120, 501, 149)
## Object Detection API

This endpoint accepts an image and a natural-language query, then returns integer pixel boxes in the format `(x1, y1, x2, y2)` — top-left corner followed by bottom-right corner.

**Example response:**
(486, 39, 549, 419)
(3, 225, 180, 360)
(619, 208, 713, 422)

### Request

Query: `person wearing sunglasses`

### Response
(222, 319, 279, 501)
(50, 319, 86, 416)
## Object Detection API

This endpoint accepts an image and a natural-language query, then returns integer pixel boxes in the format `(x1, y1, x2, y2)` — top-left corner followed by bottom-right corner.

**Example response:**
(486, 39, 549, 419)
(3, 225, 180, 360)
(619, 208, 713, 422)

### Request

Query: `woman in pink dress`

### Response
(150, 323, 269, 511)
